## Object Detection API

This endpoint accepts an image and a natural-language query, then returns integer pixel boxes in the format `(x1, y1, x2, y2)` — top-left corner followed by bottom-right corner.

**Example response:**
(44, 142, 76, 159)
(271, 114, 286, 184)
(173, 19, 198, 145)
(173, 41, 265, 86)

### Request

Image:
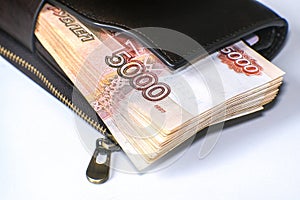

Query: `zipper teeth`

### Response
(0, 45, 109, 135)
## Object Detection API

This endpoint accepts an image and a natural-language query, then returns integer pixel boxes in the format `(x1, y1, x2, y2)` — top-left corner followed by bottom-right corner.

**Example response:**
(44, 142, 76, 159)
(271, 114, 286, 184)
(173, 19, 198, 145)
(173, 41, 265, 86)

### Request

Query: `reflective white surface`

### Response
(0, 0, 299, 199)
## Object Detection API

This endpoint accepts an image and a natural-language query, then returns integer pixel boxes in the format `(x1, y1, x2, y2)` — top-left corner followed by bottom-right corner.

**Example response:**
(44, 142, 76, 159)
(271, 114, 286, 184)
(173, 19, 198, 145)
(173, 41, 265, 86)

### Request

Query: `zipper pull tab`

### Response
(86, 138, 120, 184)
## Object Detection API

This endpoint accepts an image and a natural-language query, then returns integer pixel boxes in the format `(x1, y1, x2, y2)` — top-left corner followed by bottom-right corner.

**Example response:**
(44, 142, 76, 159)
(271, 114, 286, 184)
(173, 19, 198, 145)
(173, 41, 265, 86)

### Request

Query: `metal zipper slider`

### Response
(86, 138, 120, 184)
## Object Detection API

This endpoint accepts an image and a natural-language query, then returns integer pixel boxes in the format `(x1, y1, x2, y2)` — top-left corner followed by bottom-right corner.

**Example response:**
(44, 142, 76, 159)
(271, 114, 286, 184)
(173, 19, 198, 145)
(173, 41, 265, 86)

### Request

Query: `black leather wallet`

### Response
(0, 0, 288, 182)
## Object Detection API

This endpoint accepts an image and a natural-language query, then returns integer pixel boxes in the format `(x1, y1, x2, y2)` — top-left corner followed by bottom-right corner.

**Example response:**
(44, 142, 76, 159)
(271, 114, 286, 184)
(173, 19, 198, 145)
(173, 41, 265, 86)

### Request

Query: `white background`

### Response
(0, 0, 299, 199)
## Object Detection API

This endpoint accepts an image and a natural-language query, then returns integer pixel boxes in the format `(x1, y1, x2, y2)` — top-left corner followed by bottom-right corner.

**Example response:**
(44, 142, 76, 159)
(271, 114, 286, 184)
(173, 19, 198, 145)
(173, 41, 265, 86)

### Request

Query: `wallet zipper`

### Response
(0, 45, 119, 184)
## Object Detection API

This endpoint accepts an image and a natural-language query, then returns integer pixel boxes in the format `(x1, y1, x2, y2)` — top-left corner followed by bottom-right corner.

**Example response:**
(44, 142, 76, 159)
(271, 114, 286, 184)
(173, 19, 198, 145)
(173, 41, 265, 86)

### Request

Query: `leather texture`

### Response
(0, 0, 45, 51)
(0, 0, 289, 136)
(50, 0, 288, 69)
(0, 0, 288, 69)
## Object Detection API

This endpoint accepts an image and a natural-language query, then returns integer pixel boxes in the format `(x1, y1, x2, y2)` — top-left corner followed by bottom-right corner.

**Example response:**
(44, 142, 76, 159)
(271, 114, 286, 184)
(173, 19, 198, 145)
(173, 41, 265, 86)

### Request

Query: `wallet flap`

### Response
(49, 0, 288, 69)
(0, 0, 288, 70)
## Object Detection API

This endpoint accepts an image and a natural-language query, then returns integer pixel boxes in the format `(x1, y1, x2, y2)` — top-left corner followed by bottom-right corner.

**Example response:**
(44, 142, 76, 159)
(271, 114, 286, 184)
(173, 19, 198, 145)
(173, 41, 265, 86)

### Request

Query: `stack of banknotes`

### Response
(35, 4, 285, 169)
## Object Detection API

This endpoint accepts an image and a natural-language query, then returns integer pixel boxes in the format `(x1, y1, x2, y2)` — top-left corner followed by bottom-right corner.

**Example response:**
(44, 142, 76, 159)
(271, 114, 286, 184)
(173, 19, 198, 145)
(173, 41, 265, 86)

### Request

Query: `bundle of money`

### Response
(35, 4, 285, 170)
